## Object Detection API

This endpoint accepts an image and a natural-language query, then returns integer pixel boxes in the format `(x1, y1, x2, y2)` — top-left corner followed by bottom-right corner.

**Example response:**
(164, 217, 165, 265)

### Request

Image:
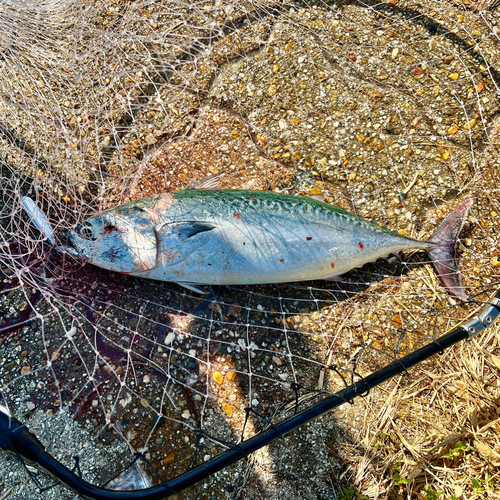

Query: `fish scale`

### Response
(64, 190, 472, 300)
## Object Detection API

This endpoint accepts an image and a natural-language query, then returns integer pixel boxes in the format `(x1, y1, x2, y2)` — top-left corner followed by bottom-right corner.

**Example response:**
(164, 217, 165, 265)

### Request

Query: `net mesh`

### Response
(1, 0, 500, 498)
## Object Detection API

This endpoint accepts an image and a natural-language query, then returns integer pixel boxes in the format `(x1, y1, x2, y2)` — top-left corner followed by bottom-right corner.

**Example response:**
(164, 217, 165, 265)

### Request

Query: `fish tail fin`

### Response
(426, 199, 473, 301)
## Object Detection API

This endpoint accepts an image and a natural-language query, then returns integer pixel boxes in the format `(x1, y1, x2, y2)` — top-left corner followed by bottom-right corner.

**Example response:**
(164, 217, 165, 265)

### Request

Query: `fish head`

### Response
(65, 204, 158, 273)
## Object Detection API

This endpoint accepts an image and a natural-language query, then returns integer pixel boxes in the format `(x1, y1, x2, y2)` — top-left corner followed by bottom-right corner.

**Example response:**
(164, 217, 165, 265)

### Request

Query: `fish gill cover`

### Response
(0, 0, 499, 498)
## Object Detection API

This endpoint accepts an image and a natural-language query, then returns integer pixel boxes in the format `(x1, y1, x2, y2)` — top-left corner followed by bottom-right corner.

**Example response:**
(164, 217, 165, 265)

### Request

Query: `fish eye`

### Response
(76, 222, 95, 240)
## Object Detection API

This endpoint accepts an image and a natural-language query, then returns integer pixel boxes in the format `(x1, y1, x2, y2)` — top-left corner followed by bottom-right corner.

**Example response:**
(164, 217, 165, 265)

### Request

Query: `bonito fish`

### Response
(64, 189, 472, 300)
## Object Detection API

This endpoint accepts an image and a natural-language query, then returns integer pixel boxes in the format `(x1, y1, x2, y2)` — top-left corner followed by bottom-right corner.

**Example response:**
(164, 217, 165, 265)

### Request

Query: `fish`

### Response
(63, 188, 472, 300)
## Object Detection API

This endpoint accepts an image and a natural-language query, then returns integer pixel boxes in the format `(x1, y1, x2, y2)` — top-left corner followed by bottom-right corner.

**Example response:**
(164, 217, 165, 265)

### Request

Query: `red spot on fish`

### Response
(101, 224, 125, 235)
(331, 263, 335, 269)
(358, 241, 364, 249)
(306, 236, 312, 241)
(280, 259, 284, 262)
(233, 212, 240, 219)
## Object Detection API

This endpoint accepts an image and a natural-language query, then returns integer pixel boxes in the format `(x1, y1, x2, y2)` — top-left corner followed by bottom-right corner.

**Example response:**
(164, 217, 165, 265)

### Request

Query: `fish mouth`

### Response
(55, 229, 84, 259)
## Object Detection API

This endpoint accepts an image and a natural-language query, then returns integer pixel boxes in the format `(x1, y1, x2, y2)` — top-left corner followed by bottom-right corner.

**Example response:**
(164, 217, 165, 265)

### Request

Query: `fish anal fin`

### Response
(324, 274, 343, 282)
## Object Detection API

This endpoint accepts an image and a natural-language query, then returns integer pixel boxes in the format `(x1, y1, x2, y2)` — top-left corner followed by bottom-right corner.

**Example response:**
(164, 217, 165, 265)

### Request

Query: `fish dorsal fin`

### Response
(186, 172, 224, 190)
(166, 221, 216, 240)
(308, 193, 325, 202)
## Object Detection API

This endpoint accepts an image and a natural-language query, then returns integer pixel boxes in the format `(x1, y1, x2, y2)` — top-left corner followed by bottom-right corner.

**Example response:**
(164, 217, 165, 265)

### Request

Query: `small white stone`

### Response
(66, 326, 77, 338)
(165, 331, 176, 345)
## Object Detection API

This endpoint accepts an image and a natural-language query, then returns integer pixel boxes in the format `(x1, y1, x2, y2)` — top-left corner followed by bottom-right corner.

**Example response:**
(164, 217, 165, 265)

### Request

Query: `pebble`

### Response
(222, 403, 234, 417)
(464, 119, 476, 130)
(66, 326, 77, 338)
(164, 331, 176, 345)
(163, 452, 175, 466)
(21, 366, 31, 376)
(272, 356, 283, 366)
(213, 371, 224, 385)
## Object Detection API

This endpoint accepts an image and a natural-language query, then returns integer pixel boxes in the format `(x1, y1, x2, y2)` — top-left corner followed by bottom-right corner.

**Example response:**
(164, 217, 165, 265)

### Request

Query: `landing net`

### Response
(0, 0, 499, 498)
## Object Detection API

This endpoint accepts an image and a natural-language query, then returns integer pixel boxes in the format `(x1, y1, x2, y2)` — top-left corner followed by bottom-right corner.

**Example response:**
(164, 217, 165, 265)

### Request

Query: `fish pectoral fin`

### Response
(167, 221, 216, 240)
(175, 282, 210, 294)
(186, 172, 224, 190)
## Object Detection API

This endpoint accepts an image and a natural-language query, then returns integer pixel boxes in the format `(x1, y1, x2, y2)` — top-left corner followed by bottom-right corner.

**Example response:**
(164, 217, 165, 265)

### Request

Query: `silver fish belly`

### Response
(65, 190, 471, 299)
(137, 194, 426, 285)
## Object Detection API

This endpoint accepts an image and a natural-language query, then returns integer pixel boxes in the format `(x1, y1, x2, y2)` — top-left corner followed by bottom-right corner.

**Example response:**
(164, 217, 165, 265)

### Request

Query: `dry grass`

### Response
(337, 309, 500, 500)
